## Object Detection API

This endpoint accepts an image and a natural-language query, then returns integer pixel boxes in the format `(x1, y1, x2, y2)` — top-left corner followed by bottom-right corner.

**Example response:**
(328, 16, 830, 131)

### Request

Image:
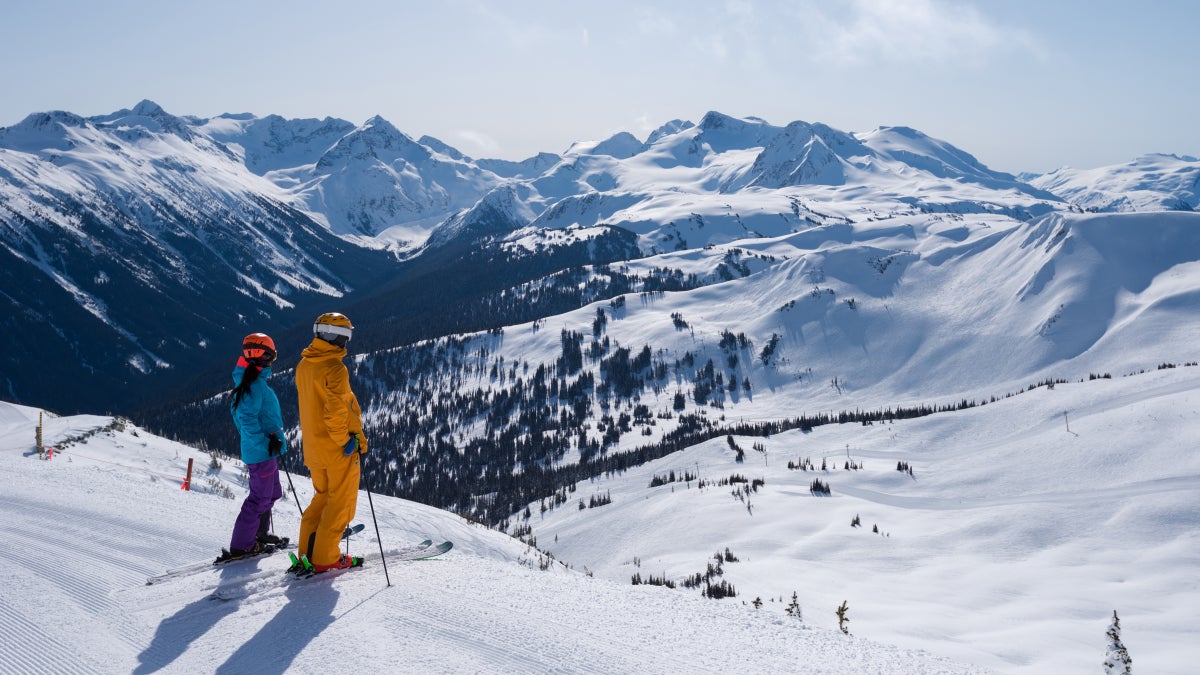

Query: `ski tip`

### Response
(415, 541, 454, 560)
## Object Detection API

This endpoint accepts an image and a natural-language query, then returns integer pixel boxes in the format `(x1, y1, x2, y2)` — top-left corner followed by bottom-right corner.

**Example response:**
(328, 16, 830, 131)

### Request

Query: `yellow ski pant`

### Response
(299, 453, 360, 567)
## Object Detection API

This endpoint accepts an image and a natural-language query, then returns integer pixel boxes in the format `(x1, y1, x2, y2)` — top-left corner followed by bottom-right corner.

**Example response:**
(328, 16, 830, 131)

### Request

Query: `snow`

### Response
(0, 402, 987, 674)
(525, 367, 1200, 674)
(3, 102, 1199, 674)
(1027, 154, 1200, 212)
(335, 201, 1200, 672)
(424, 209, 1200, 440)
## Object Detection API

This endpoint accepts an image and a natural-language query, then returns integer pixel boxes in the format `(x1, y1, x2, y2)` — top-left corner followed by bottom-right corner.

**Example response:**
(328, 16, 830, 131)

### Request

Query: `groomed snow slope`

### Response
(0, 402, 985, 674)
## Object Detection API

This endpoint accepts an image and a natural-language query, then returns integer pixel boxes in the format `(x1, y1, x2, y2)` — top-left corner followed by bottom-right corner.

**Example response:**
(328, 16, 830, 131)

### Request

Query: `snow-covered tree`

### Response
(785, 592, 803, 621)
(1103, 610, 1132, 674)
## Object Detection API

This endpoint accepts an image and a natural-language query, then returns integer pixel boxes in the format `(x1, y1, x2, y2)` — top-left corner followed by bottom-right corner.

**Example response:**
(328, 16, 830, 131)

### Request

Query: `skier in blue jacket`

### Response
(217, 333, 289, 562)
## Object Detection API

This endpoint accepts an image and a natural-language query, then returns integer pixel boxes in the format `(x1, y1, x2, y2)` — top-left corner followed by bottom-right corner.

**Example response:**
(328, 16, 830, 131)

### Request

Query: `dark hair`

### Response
(230, 364, 261, 409)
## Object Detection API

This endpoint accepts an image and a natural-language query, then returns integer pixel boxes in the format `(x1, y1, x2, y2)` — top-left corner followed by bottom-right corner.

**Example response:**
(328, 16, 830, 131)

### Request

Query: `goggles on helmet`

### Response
(315, 323, 352, 347)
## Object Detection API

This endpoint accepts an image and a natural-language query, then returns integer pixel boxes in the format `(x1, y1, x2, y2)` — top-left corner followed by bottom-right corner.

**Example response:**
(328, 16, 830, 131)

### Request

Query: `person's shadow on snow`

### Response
(133, 562, 264, 674)
(215, 578, 339, 675)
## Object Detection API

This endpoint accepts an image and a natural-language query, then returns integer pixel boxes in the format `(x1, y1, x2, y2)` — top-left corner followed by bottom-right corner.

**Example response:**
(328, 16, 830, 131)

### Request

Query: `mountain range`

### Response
(2, 100, 1196, 415)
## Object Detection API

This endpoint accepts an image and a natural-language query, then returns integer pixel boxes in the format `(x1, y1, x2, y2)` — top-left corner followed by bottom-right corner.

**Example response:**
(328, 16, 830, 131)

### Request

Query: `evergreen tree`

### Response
(1103, 610, 1133, 674)
(785, 592, 802, 621)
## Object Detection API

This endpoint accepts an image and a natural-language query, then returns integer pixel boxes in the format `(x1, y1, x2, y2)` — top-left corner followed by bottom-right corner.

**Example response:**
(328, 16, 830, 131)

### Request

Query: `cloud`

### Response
(454, 130, 501, 156)
(645, 0, 1037, 73)
(804, 0, 1043, 67)
(633, 7, 678, 36)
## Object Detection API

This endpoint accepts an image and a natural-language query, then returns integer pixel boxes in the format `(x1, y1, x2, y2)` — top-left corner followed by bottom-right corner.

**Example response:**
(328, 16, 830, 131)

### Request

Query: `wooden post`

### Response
(37, 412, 44, 460)
(181, 457, 194, 491)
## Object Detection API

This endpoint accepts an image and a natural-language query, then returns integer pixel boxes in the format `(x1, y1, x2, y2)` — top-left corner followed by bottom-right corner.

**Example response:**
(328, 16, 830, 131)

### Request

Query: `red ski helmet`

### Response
(242, 333, 277, 365)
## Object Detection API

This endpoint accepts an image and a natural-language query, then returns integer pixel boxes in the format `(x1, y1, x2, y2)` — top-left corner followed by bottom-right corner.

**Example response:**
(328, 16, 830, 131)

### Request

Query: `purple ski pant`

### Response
(230, 457, 282, 550)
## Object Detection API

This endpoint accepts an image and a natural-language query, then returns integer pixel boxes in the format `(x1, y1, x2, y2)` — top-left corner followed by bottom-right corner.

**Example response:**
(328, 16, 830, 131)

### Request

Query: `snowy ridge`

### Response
(0, 101, 397, 411)
(367, 209, 1200, 462)
(0, 401, 987, 674)
(443, 111, 1065, 258)
(1027, 153, 1200, 212)
(3, 102, 1196, 414)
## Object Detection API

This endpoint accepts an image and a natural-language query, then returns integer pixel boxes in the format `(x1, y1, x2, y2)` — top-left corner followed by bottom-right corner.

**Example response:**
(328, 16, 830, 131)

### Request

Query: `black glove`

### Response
(268, 433, 283, 457)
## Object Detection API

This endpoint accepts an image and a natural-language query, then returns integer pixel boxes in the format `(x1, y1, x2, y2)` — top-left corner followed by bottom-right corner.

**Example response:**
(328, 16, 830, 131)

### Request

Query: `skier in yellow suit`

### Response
(294, 312, 367, 572)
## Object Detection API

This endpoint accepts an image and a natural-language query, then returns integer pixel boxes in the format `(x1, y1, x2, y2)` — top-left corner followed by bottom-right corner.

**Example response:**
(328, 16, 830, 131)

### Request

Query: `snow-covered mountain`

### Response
(242, 205, 1194, 529)
(442, 111, 1066, 258)
(1026, 153, 1200, 212)
(0, 401, 990, 674)
(0, 102, 1076, 414)
(3, 101, 1199, 673)
(0, 101, 390, 412)
(1, 100, 1196, 416)
(198, 111, 505, 241)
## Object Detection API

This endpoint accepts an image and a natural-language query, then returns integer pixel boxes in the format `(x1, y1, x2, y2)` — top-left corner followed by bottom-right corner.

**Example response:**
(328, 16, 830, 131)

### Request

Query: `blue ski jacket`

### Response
(230, 362, 289, 465)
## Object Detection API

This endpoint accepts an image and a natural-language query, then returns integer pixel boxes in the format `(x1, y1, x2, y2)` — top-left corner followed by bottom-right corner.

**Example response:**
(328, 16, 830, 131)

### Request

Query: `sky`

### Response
(2, 0, 1197, 174)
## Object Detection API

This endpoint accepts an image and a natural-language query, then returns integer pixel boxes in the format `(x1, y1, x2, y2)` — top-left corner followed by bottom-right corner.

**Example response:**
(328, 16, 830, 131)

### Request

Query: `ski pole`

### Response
(280, 458, 304, 517)
(361, 452, 391, 587)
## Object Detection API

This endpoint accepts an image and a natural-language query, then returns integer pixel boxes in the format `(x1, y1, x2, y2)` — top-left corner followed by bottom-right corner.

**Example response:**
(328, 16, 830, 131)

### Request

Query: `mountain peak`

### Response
(698, 111, 744, 131)
(594, 132, 646, 159)
(645, 119, 695, 145)
(131, 99, 168, 118)
(0, 110, 88, 153)
(6, 110, 87, 132)
(566, 131, 646, 160)
(85, 100, 194, 140)
(358, 115, 415, 147)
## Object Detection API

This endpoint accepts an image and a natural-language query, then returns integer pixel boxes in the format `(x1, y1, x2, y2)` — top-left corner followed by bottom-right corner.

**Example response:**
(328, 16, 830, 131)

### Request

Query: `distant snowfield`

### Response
(528, 366, 1200, 674)
(0, 402, 987, 674)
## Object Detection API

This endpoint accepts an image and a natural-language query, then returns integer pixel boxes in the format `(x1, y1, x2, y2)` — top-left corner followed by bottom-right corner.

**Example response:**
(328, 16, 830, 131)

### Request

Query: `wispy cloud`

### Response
(455, 130, 501, 156)
(802, 0, 1044, 67)
(633, 7, 678, 37)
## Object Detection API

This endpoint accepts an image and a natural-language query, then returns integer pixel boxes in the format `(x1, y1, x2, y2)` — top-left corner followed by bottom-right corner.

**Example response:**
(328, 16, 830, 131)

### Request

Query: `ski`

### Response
(146, 529, 378, 587)
(214, 537, 290, 565)
(285, 540, 447, 578)
(288, 538, 433, 574)
(211, 539, 449, 601)
(392, 540, 452, 561)
(146, 539, 289, 585)
(396, 538, 434, 555)
(285, 552, 363, 580)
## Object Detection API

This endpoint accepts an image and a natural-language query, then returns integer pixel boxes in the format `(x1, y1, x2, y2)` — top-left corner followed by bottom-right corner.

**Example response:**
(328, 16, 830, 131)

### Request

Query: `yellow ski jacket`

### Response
(295, 337, 366, 468)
